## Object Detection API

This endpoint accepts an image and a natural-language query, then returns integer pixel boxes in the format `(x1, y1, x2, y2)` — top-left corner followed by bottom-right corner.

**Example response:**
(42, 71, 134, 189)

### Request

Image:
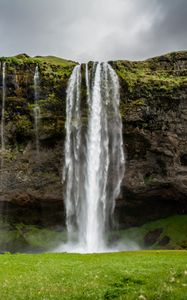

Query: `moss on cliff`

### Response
(112, 51, 187, 117)
(0, 53, 77, 148)
(116, 215, 187, 250)
(0, 221, 65, 252)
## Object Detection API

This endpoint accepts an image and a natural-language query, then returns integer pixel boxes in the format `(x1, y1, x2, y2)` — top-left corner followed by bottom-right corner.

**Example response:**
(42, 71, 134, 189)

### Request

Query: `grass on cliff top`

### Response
(0, 251, 187, 300)
(0, 54, 76, 67)
(113, 51, 187, 91)
(0, 53, 77, 83)
(34, 55, 77, 67)
(115, 60, 187, 90)
(35, 55, 77, 78)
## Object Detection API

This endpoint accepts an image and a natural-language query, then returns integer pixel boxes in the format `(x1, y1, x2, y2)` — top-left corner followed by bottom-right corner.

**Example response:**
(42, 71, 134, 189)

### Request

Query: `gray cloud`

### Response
(0, 0, 186, 62)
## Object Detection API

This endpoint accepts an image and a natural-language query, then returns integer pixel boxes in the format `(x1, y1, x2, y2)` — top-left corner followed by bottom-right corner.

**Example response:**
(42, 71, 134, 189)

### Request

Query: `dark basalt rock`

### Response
(144, 228, 163, 247)
(0, 51, 187, 229)
(112, 51, 187, 228)
(158, 236, 170, 246)
(181, 240, 187, 249)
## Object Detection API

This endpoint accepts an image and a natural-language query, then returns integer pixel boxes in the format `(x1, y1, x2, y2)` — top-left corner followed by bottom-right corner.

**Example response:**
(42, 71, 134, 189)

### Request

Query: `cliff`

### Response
(112, 52, 187, 227)
(0, 51, 187, 233)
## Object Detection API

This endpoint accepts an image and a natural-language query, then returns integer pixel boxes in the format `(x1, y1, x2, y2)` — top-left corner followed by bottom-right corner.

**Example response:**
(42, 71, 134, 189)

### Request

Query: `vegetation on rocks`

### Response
(0, 214, 186, 253)
(114, 214, 187, 250)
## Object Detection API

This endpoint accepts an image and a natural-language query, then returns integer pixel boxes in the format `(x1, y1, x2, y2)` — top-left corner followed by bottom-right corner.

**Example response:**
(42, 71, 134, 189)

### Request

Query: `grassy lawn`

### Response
(0, 251, 187, 300)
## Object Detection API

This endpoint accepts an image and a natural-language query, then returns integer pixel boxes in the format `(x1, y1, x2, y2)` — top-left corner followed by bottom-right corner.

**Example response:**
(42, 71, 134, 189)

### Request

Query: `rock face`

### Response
(0, 52, 187, 229)
(0, 55, 76, 227)
(112, 51, 187, 227)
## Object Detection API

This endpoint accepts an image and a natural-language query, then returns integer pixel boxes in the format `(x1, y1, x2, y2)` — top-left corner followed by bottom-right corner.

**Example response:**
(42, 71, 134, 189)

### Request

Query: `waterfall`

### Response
(63, 65, 82, 242)
(1, 62, 6, 172)
(33, 65, 40, 155)
(63, 62, 125, 253)
(85, 63, 90, 105)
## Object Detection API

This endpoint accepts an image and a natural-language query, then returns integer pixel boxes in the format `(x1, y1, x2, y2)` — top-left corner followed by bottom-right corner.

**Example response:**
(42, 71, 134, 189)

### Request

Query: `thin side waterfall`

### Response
(63, 65, 82, 242)
(33, 65, 40, 155)
(85, 63, 90, 105)
(62, 62, 125, 253)
(1, 62, 6, 173)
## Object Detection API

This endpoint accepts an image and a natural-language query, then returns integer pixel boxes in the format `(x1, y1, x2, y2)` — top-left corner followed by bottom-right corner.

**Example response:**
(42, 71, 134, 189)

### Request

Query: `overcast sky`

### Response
(0, 0, 187, 62)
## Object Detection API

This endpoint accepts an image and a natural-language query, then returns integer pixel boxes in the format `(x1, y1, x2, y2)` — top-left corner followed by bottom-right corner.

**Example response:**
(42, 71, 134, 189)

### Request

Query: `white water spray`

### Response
(62, 63, 125, 253)
(33, 65, 40, 155)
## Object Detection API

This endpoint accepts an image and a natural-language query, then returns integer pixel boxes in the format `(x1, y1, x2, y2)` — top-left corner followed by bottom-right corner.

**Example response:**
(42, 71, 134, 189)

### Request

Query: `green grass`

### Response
(117, 215, 187, 250)
(34, 55, 77, 67)
(0, 251, 187, 299)
(0, 54, 77, 81)
(115, 60, 187, 91)
(0, 54, 76, 67)
(113, 52, 187, 96)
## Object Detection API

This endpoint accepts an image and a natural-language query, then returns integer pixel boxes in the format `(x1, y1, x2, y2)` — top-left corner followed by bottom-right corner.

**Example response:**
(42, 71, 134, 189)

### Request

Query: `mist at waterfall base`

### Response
(55, 63, 139, 254)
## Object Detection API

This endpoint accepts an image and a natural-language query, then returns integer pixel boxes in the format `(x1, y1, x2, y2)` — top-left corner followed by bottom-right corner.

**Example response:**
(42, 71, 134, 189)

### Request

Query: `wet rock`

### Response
(144, 228, 163, 247)
(158, 236, 170, 246)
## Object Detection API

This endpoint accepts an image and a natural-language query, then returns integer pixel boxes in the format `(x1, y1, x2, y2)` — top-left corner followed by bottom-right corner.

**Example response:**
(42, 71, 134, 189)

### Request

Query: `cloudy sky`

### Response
(0, 0, 187, 62)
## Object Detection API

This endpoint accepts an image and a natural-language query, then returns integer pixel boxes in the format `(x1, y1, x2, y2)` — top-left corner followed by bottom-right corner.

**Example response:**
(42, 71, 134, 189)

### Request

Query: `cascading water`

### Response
(62, 62, 125, 253)
(62, 65, 82, 242)
(1, 62, 6, 173)
(33, 65, 40, 155)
